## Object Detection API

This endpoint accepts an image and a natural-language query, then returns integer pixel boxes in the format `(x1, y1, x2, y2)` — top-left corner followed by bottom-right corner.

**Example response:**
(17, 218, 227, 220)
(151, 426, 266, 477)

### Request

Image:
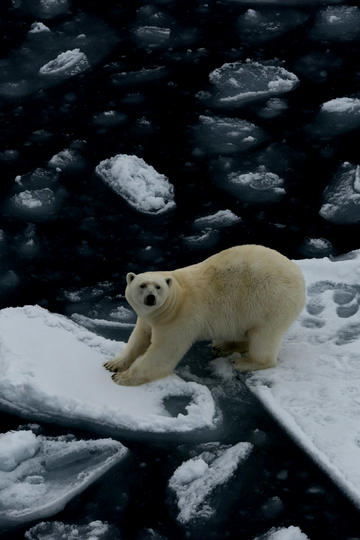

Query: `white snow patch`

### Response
(0, 306, 217, 435)
(0, 429, 127, 527)
(321, 97, 360, 114)
(320, 163, 360, 224)
(28, 22, 51, 34)
(193, 210, 241, 229)
(95, 154, 175, 215)
(169, 442, 253, 523)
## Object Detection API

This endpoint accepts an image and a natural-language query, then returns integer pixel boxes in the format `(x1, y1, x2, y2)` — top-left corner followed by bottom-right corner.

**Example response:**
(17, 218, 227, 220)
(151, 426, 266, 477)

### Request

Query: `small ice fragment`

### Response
(320, 163, 360, 225)
(28, 22, 51, 34)
(0, 431, 40, 472)
(255, 525, 309, 540)
(169, 442, 252, 523)
(39, 49, 89, 78)
(25, 520, 116, 540)
(193, 210, 241, 230)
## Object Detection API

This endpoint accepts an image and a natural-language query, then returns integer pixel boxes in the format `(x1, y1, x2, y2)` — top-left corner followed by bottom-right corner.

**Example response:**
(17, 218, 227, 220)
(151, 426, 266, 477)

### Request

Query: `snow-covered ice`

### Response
(255, 526, 309, 540)
(25, 520, 117, 539)
(311, 6, 360, 42)
(0, 306, 217, 435)
(246, 250, 360, 509)
(310, 97, 360, 138)
(206, 61, 299, 108)
(134, 26, 171, 49)
(222, 0, 344, 4)
(182, 230, 220, 251)
(9, 188, 58, 221)
(226, 166, 285, 203)
(193, 210, 241, 230)
(95, 154, 175, 215)
(193, 115, 267, 155)
(237, 8, 308, 45)
(299, 237, 334, 258)
(320, 163, 360, 225)
(0, 429, 127, 527)
(39, 49, 90, 78)
(169, 442, 253, 523)
(28, 22, 51, 34)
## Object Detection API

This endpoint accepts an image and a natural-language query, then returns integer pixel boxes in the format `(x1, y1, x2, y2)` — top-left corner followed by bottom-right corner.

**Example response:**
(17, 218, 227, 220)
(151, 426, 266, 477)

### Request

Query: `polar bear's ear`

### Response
(126, 272, 136, 285)
(166, 277, 173, 287)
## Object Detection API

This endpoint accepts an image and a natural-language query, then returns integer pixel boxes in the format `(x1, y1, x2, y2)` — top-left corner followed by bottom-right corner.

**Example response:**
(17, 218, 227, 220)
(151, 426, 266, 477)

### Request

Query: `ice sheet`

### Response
(246, 250, 360, 508)
(0, 430, 127, 527)
(0, 306, 217, 435)
(169, 442, 253, 523)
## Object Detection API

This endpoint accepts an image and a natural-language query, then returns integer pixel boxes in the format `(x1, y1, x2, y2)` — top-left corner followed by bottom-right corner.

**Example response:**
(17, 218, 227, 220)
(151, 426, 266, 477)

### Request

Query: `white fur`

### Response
(104, 245, 306, 385)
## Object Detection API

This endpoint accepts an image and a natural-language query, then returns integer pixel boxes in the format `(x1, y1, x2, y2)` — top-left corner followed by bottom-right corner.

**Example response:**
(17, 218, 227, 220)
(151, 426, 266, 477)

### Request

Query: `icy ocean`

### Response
(1, 0, 360, 539)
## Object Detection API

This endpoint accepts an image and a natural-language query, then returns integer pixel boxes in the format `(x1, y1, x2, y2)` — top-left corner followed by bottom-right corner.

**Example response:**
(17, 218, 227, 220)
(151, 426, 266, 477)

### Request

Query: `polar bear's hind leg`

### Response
(232, 326, 283, 372)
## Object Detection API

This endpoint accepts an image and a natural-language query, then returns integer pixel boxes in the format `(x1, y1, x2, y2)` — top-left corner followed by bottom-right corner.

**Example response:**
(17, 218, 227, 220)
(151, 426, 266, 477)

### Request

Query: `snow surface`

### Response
(169, 442, 253, 523)
(208, 61, 299, 107)
(39, 49, 89, 78)
(255, 526, 309, 540)
(0, 429, 127, 527)
(0, 306, 217, 435)
(25, 520, 115, 539)
(311, 98, 360, 138)
(95, 154, 175, 215)
(246, 250, 360, 509)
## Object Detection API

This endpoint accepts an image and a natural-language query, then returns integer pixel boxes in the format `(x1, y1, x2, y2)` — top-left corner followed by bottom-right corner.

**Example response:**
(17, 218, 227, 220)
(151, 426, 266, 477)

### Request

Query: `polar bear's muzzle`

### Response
(145, 294, 156, 306)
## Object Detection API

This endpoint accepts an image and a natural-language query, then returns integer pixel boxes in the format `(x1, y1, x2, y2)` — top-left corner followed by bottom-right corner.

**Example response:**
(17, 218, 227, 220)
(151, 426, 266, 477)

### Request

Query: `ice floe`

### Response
(205, 61, 299, 108)
(9, 188, 59, 221)
(310, 97, 360, 138)
(0, 429, 127, 527)
(95, 154, 175, 215)
(246, 250, 360, 509)
(192, 210, 241, 230)
(255, 526, 309, 540)
(169, 442, 253, 523)
(222, 0, 344, 4)
(134, 26, 171, 49)
(320, 163, 360, 224)
(237, 8, 308, 45)
(310, 6, 360, 42)
(25, 520, 118, 539)
(193, 115, 267, 155)
(226, 167, 285, 203)
(39, 49, 90, 78)
(0, 306, 217, 435)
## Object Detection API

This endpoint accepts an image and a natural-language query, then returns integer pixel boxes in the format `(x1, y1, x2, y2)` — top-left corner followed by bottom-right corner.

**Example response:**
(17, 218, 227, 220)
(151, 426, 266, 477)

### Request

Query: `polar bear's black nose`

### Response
(145, 294, 156, 306)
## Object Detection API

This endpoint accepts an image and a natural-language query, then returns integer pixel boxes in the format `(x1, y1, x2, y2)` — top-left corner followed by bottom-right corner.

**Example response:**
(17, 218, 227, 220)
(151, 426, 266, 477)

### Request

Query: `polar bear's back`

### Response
(175, 245, 305, 337)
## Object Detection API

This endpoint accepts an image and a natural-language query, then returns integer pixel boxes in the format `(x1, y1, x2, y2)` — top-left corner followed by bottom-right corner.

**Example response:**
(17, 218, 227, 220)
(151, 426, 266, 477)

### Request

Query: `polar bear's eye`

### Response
(140, 284, 146, 289)
(156, 285, 161, 290)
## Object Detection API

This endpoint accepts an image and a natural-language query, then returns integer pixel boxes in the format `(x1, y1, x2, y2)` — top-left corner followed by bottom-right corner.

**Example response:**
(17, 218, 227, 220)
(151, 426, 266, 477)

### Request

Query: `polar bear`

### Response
(104, 245, 305, 386)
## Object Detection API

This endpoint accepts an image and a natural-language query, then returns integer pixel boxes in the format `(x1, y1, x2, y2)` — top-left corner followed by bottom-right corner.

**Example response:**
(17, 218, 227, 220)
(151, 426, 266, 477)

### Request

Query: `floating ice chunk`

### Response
(92, 110, 127, 127)
(320, 163, 360, 225)
(258, 97, 288, 119)
(207, 61, 299, 108)
(39, 49, 89, 78)
(255, 526, 309, 540)
(48, 148, 84, 171)
(30, 0, 70, 19)
(193, 115, 267, 155)
(0, 306, 217, 435)
(310, 97, 360, 138)
(134, 26, 171, 48)
(193, 210, 241, 230)
(169, 442, 252, 523)
(0, 429, 127, 527)
(0, 431, 40, 472)
(28, 22, 51, 34)
(95, 154, 175, 215)
(227, 166, 285, 203)
(182, 230, 220, 251)
(311, 6, 360, 42)
(222, 0, 344, 4)
(299, 237, 334, 258)
(110, 305, 136, 323)
(237, 8, 308, 45)
(9, 188, 58, 221)
(25, 520, 117, 540)
(112, 66, 167, 87)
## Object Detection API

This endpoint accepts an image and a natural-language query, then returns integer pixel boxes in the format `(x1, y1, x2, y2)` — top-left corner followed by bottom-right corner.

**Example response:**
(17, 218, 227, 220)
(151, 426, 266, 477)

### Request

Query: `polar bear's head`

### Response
(125, 272, 173, 315)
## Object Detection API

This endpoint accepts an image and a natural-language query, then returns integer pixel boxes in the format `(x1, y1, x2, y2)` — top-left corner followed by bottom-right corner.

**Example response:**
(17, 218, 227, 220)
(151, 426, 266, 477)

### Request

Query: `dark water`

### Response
(1, 0, 360, 538)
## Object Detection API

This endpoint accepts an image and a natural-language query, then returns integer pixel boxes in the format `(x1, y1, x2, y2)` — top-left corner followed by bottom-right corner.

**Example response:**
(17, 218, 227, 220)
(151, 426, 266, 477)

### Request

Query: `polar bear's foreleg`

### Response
(232, 327, 282, 372)
(111, 330, 193, 386)
(104, 318, 151, 373)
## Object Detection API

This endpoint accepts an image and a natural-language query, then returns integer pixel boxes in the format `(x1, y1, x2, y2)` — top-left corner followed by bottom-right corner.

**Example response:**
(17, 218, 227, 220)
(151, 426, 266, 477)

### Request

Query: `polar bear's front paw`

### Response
(111, 368, 149, 386)
(104, 356, 131, 373)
